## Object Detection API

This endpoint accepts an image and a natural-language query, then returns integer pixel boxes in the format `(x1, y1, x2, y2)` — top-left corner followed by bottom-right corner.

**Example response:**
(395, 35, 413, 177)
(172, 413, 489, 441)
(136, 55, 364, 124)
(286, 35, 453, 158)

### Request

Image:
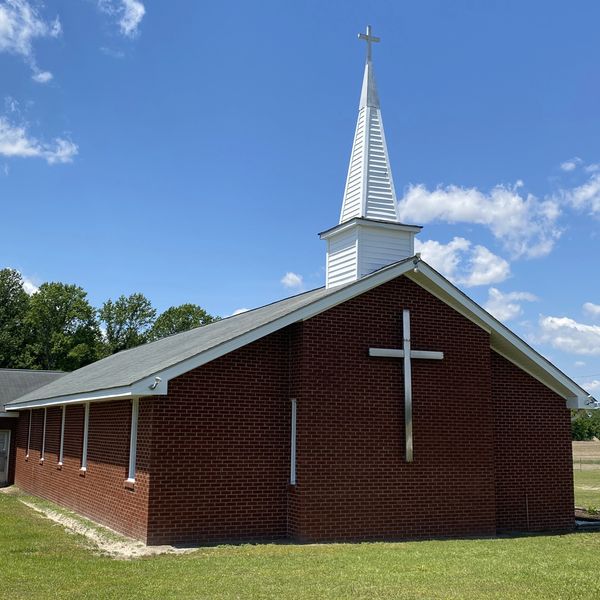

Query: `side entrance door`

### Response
(0, 430, 10, 485)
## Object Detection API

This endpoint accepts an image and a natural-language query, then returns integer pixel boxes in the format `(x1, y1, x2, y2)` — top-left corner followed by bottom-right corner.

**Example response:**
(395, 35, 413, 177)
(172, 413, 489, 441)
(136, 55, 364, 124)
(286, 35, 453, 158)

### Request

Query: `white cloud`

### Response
(560, 157, 582, 172)
(120, 0, 145, 36)
(483, 287, 538, 322)
(231, 308, 249, 316)
(22, 275, 38, 294)
(11, 269, 39, 294)
(4, 96, 18, 113)
(31, 70, 52, 83)
(0, 0, 61, 81)
(582, 380, 600, 395)
(583, 302, 600, 319)
(574, 361, 587, 368)
(561, 173, 600, 215)
(0, 116, 78, 164)
(397, 182, 561, 259)
(281, 271, 304, 290)
(415, 237, 510, 287)
(538, 315, 600, 356)
(97, 0, 145, 37)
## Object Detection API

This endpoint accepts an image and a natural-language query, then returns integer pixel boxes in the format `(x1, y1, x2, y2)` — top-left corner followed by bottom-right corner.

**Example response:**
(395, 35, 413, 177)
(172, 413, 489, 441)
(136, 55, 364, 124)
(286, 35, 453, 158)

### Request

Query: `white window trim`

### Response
(40, 408, 47, 463)
(58, 405, 66, 467)
(290, 398, 297, 485)
(126, 398, 139, 484)
(26, 409, 32, 459)
(80, 402, 90, 472)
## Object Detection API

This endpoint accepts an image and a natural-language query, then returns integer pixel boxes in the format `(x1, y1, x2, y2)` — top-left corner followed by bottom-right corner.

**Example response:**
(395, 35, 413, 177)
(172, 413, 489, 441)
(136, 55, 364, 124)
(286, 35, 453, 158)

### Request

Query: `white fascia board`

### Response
(4, 385, 151, 411)
(4, 259, 418, 411)
(146, 259, 419, 386)
(6, 256, 587, 411)
(407, 263, 590, 407)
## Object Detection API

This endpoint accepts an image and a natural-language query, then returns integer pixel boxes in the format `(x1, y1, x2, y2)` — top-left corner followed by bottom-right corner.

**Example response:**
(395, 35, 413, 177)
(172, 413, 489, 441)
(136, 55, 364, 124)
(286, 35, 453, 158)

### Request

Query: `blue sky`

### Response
(1, 0, 599, 395)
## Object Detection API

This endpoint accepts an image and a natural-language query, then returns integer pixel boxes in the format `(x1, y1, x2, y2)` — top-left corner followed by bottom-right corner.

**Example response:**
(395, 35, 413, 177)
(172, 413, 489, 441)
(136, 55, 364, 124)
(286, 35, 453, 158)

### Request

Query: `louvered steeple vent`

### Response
(320, 26, 421, 289)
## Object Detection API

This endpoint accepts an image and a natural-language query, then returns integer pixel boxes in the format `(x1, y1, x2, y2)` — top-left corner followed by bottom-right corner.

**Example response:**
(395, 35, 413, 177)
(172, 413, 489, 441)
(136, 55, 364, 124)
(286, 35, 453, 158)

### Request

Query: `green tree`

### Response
(0, 268, 30, 368)
(23, 282, 100, 371)
(150, 303, 218, 341)
(99, 293, 156, 354)
(572, 410, 600, 440)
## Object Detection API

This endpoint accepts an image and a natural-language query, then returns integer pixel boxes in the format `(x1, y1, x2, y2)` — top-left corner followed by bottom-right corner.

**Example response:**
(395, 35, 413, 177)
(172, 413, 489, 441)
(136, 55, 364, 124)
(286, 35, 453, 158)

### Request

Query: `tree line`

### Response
(0, 268, 219, 372)
(572, 410, 600, 441)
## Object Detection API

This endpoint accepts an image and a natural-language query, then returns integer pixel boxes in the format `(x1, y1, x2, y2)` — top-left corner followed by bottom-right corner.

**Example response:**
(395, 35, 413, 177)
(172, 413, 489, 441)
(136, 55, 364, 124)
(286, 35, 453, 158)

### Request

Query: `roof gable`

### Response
(6, 256, 592, 410)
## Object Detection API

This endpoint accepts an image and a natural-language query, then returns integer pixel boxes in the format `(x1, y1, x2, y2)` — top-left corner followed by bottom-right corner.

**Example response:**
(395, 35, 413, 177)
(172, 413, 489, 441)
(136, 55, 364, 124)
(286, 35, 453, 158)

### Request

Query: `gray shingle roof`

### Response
(1, 369, 65, 410)
(5, 256, 591, 410)
(8, 286, 333, 406)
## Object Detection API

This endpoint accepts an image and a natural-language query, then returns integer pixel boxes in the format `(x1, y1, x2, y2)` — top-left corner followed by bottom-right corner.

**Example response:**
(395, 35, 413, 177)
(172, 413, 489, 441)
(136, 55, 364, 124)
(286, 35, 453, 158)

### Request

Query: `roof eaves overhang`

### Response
(6, 256, 591, 411)
(5, 258, 419, 411)
(407, 263, 592, 409)
(4, 382, 155, 411)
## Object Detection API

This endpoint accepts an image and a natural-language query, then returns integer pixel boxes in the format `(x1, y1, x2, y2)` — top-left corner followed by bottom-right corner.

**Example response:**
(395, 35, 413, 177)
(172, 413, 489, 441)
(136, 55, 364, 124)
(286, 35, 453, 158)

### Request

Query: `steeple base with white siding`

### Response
(320, 218, 421, 288)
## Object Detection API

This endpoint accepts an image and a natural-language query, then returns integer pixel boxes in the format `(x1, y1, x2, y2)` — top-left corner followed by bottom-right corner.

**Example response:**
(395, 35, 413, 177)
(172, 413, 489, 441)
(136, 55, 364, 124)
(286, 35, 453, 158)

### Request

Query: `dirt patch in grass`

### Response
(1, 486, 196, 560)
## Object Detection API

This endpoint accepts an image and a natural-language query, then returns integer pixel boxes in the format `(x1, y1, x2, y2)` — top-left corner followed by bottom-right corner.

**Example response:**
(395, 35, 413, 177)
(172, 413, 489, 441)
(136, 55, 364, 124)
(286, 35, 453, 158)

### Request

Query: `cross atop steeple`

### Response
(358, 25, 380, 63)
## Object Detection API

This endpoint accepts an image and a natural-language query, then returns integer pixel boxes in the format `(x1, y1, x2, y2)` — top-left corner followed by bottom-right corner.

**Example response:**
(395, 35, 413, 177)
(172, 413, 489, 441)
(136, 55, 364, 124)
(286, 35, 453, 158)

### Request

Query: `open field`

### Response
(573, 441, 600, 470)
(573, 441, 600, 509)
(573, 441, 600, 459)
(574, 470, 600, 508)
(1, 493, 600, 600)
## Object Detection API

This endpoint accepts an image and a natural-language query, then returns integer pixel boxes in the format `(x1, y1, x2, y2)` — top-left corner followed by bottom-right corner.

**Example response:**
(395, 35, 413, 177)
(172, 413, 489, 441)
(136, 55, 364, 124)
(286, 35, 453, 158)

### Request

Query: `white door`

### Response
(0, 430, 10, 485)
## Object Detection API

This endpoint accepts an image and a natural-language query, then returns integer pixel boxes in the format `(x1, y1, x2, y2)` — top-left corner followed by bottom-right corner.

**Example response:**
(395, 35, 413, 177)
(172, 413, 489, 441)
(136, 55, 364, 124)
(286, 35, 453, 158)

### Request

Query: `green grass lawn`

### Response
(574, 469, 600, 509)
(1, 493, 600, 599)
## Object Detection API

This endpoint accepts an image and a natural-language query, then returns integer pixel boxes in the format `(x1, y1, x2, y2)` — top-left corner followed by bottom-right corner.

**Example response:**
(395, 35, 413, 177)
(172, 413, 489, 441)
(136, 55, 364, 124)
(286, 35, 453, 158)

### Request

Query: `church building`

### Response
(3, 27, 591, 545)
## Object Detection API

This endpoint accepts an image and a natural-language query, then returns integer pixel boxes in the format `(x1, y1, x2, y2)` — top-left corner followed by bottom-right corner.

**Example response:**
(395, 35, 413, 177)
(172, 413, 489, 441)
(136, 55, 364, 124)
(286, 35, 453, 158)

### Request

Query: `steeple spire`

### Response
(358, 25, 380, 108)
(320, 26, 421, 289)
(340, 25, 398, 223)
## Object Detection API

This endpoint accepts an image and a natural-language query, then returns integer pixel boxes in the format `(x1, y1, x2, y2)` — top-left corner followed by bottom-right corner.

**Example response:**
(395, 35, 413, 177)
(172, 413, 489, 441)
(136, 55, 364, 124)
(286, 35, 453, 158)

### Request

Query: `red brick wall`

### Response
(492, 351, 574, 532)
(289, 276, 497, 540)
(0, 416, 18, 485)
(146, 330, 292, 545)
(146, 277, 500, 544)
(10, 274, 575, 544)
(14, 400, 152, 541)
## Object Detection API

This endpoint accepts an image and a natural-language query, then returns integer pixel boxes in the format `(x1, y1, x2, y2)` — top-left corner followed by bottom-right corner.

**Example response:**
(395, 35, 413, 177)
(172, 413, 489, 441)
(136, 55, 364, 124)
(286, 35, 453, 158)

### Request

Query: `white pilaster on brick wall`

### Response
(127, 398, 139, 484)
(26, 409, 32, 459)
(58, 405, 66, 467)
(40, 408, 47, 463)
(290, 398, 297, 485)
(81, 402, 90, 472)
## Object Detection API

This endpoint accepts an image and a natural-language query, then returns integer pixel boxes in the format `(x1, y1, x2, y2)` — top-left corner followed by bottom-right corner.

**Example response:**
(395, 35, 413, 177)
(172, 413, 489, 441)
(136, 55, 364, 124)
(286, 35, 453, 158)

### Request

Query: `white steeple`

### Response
(320, 26, 421, 289)
(340, 26, 398, 223)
